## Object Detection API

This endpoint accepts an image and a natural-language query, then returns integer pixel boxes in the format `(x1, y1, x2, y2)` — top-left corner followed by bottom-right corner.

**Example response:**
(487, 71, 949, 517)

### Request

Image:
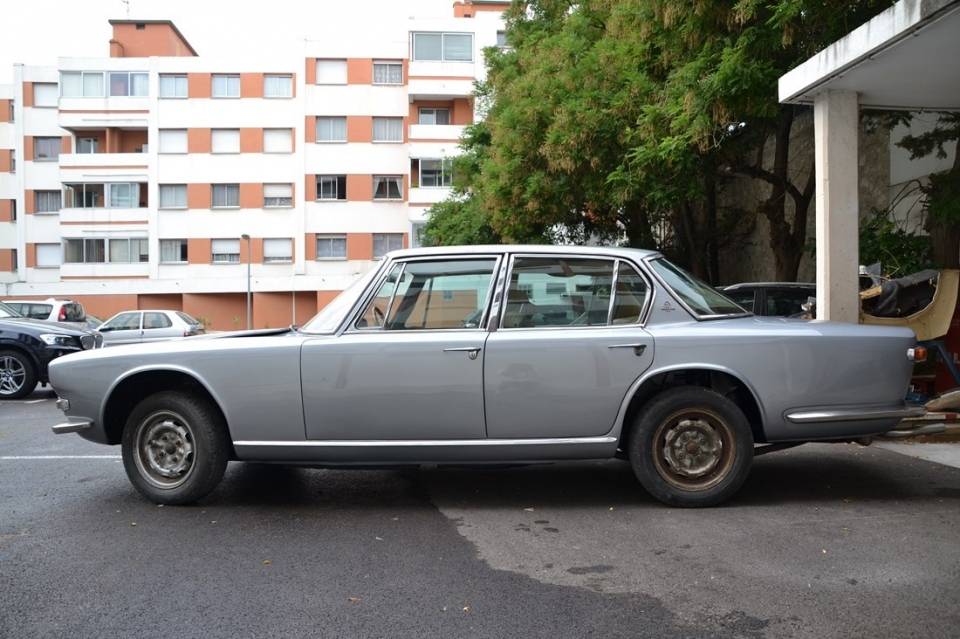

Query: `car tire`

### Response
(629, 386, 754, 508)
(0, 349, 38, 400)
(121, 391, 230, 505)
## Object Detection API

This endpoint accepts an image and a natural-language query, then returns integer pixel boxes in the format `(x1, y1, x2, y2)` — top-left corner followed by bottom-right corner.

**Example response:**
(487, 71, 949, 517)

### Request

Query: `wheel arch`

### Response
(102, 369, 233, 456)
(0, 340, 42, 370)
(618, 366, 766, 451)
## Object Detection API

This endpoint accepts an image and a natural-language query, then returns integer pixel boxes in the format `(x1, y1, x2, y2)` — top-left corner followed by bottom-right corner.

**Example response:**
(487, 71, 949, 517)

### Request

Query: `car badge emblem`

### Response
(661, 301, 676, 312)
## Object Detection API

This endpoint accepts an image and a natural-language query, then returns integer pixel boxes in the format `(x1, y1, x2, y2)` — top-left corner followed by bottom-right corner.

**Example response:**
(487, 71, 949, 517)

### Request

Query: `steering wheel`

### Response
(372, 306, 385, 325)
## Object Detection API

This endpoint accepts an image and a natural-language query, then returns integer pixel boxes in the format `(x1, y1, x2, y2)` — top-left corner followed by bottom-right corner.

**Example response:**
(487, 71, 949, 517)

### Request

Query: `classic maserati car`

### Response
(49, 245, 926, 508)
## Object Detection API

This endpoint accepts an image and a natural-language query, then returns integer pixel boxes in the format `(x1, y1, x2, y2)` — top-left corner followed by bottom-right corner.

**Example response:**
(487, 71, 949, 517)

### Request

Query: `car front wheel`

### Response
(629, 386, 754, 508)
(0, 350, 38, 400)
(121, 391, 230, 505)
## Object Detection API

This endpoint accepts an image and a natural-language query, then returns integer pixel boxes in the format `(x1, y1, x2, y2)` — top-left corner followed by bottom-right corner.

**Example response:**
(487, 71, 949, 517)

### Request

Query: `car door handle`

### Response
(443, 346, 481, 360)
(608, 343, 647, 356)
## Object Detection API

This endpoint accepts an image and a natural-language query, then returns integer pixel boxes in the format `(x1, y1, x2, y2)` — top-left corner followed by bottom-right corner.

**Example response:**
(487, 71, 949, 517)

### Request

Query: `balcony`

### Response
(407, 77, 474, 101)
(60, 152, 149, 183)
(409, 124, 465, 142)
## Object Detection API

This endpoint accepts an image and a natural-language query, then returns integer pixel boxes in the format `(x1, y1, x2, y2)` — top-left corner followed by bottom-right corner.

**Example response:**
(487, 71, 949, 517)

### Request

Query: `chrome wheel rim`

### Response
(133, 410, 196, 489)
(0, 356, 26, 396)
(653, 408, 735, 492)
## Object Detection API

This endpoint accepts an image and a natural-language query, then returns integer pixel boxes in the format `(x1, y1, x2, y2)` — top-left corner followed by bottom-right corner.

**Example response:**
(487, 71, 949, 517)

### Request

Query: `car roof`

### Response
(387, 245, 662, 260)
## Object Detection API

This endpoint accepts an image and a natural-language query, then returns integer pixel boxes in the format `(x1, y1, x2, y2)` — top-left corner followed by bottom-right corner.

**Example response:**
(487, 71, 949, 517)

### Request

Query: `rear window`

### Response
(17, 303, 54, 320)
(61, 303, 85, 322)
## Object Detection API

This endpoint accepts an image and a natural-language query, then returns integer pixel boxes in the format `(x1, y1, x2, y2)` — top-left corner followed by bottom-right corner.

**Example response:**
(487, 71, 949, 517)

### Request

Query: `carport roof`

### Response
(779, 0, 960, 111)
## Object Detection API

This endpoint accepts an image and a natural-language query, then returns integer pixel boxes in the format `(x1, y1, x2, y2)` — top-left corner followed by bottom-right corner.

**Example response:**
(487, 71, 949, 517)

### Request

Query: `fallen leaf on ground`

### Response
(348, 597, 361, 603)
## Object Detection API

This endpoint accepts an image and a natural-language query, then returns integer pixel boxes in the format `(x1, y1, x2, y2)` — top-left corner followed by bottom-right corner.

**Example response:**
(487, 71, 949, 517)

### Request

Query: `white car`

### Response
(96, 310, 205, 345)
(3, 298, 88, 329)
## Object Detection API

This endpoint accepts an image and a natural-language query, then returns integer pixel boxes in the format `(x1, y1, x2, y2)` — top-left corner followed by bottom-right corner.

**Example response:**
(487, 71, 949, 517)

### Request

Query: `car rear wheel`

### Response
(629, 386, 754, 508)
(121, 391, 230, 505)
(0, 350, 38, 400)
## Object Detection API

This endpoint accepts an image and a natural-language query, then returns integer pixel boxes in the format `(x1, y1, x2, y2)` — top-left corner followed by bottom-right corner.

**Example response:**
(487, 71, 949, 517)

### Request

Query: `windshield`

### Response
(0, 301, 24, 319)
(649, 258, 749, 318)
(299, 266, 384, 334)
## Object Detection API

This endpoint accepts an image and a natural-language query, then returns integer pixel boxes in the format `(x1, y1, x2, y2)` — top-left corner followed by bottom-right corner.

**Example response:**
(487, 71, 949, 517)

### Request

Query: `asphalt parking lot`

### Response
(2, 388, 960, 639)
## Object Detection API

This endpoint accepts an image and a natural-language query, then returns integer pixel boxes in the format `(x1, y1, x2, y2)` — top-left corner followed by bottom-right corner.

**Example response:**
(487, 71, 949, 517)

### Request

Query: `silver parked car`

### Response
(50, 246, 925, 508)
(96, 310, 204, 345)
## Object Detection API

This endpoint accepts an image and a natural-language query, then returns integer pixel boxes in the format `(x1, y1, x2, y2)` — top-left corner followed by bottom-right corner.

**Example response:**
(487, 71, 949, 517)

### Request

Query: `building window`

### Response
(316, 235, 346, 260)
(263, 128, 293, 153)
(412, 33, 473, 62)
(8, 100, 13, 121)
(420, 159, 453, 187)
(10, 200, 16, 221)
(316, 175, 346, 201)
(373, 233, 403, 258)
(211, 129, 240, 154)
(212, 184, 240, 208)
(109, 72, 148, 97)
(263, 238, 292, 263)
(264, 75, 293, 97)
(316, 117, 347, 142)
(159, 184, 187, 209)
(372, 117, 403, 142)
(34, 137, 61, 161)
(316, 60, 347, 84)
(64, 238, 106, 263)
(159, 75, 188, 98)
(60, 72, 105, 97)
(109, 238, 149, 262)
(497, 31, 509, 48)
(78, 137, 98, 154)
(35, 191, 61, 213)
(373, 176, 403, 200)
(263, 183, 293, 208)
(9, 150, 15, 173)
(108, 183, 140, 208)
(36, 243, 60, 267)
(373, 62, 403, 84)
(211, 239, 240, 263)
(212, 74, 240, 98)
(160, 239, 188, 263)
(158, 129, 188, 154)
(411, 221, 425, 249)
(64, 184, 104, 208)
(33, 83, 59, 106)
(418, 108, 450, 125)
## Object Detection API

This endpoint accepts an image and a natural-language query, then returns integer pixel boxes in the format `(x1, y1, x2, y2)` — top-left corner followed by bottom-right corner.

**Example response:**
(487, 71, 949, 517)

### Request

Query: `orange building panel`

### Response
(240, 128, 263, 153)
(188, 128, 211, 154)
(347, 174, 373, 201)
(347, 59, 373, 85)
(240, 73, 261, 99)
(189, 73, 212, 99)
(347, 116, 372, 143)
(187, 184, 211, 210)
(240, 183, 262, 209)
(347, 234, 373, 261)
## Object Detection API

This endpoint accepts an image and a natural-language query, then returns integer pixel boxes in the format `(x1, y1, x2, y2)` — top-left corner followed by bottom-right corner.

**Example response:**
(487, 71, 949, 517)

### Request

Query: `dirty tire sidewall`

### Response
(629, 386, 754, 508)
(121, 390, 230, 505)
(0, 349, 38, 400)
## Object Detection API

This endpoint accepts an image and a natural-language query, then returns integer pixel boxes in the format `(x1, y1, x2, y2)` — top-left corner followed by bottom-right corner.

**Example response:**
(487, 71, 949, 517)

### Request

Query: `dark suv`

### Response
(0, 301, 103, 399)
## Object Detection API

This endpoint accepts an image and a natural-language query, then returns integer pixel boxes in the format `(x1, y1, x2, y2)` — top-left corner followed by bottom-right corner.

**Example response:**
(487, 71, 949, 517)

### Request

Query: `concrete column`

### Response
(814, 90, 860, 323)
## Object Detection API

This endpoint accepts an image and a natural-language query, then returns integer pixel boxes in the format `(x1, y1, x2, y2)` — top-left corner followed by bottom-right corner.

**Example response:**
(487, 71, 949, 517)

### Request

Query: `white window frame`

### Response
(264, 183, 293, 208)
(33, 83, 59, 107)
(372, 62, 403, 85)
(373, 176, 403, 201)
(315, 60, 347, 84)
(212, 74, 240, 98)
(418, 107, 451, 125)
(60, 71, 105, 97)
(316, 117, 347, 143)
(316, 235, 347, 260)
(159, 184, 187, 209)
(108, 72, 148, 97)
(412, 33, 474, 62)
(34, 137, 61, 161)
(35, 191, 61, 214)
(372, 117, 403, 143)
(211, 239, 240, 263)
(373, 233, 404, 258)
(211, 129, 240, 154)
(212, 184, 240, 208)
(317, 175, 346, 201)
(420, 158, 454, 187)
(263, 128, 293, 153)
(159, 75, 188, 98)
(108, 183, 140, 209)
(36, 243, 61, 267)
(264, 74, 293, 98)
(263, 238, 292, 263)
(160, 239, 188, 263)
(158, 129, 188, 154)
(64, 238, 106, 263)
(109, 237, 149, 263)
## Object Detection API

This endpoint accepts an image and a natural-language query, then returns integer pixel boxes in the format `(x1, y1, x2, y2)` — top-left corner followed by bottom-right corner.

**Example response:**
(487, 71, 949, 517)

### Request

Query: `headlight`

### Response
(39, 334, 78, 347)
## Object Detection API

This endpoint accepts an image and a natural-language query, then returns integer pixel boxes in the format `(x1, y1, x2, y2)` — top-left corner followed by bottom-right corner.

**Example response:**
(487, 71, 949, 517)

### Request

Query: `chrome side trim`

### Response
(786, 405, 927, 424)
(234, 436, 618, 448)
(52, 420, 93, 435)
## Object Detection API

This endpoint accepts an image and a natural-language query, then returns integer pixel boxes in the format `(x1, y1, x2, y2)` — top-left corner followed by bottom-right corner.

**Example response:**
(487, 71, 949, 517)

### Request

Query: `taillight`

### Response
(58, 308, 66, 321)
(908, 346, 927, 362)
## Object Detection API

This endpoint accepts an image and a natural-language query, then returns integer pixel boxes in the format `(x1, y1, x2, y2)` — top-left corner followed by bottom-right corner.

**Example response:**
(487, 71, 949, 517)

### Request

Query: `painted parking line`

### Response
(1, 455, 121, 460)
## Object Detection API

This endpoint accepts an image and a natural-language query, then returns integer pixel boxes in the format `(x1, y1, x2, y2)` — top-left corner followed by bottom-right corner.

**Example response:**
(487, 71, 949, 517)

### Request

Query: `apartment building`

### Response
(0, 1, 508, 330)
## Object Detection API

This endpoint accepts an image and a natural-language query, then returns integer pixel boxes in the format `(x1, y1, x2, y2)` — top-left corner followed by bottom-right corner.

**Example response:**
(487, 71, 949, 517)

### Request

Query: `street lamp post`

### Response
(241, 234, 251, 329)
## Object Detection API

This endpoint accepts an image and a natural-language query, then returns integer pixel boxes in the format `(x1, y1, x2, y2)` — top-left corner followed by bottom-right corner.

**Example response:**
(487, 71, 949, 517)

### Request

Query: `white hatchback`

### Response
(96, 310, 205, 345)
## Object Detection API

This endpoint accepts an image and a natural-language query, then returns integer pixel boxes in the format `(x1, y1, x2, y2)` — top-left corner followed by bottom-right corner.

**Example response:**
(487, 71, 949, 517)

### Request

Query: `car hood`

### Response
(0, 316, 93, 336)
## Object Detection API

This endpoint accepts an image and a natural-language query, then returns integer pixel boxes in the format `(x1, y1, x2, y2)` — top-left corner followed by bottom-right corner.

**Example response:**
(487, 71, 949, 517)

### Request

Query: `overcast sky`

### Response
(0, 0, 453, 84)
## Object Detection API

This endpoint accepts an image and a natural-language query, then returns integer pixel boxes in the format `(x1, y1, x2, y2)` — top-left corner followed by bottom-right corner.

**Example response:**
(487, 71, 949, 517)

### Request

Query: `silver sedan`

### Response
(50, 245, 925, 508)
